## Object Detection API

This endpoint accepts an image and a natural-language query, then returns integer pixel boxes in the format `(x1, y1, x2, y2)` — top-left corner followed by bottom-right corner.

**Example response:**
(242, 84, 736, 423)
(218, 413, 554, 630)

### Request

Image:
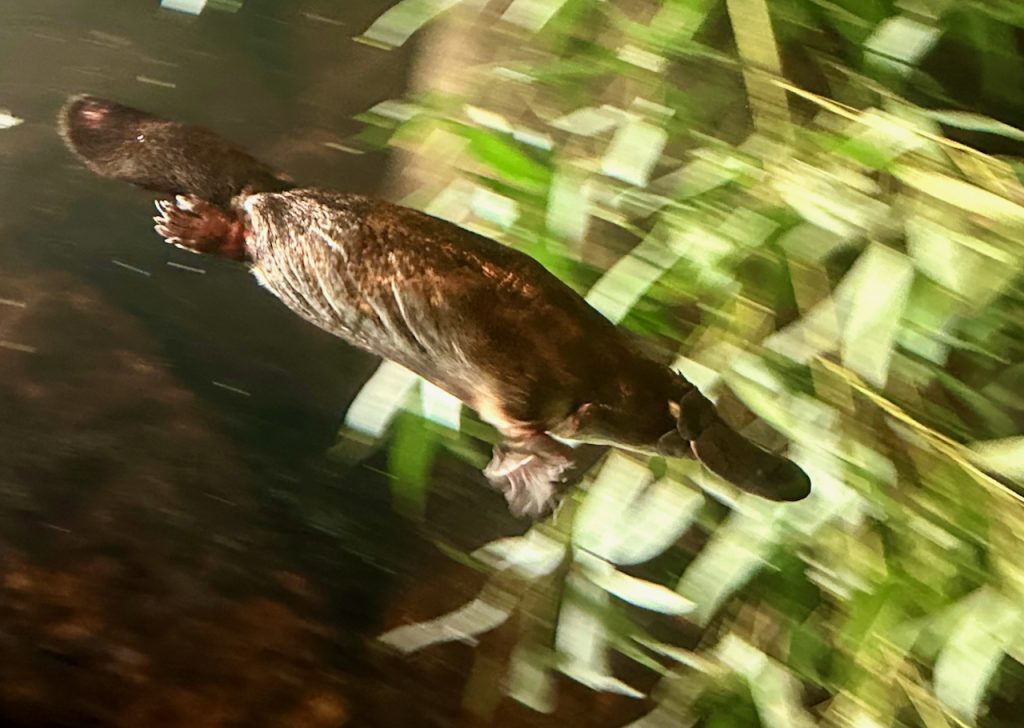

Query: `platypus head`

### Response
(59, 95, 292, 205)
(668, 385, 811, 502)
(562, 364, 811, 503)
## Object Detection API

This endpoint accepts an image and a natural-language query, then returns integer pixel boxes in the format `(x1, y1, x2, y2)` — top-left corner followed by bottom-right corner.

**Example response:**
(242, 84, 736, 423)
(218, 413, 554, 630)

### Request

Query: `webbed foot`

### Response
(484, 435, 574, 518)
(153, 195, 249, 262)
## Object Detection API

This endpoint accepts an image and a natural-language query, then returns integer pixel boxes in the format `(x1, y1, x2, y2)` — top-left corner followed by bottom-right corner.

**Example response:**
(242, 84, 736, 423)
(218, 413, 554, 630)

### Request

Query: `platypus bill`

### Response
(59, 94, 811, 517)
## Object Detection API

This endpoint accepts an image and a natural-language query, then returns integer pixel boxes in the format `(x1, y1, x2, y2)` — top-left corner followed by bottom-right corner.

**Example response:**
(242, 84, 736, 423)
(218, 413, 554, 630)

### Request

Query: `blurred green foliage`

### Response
(350, 0, 1024, 725)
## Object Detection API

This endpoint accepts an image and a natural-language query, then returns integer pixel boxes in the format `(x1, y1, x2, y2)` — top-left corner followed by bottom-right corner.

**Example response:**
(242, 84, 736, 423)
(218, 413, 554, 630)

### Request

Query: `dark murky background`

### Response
(0, 2, 555, 726)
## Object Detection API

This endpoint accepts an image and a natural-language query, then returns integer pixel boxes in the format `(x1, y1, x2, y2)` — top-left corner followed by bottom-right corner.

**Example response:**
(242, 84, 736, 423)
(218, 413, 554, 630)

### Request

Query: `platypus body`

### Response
(60, 95, 811, 516)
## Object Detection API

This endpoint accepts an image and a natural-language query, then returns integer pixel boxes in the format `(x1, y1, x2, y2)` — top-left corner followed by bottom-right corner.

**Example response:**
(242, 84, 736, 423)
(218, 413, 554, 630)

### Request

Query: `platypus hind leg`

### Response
(483, 434, 574, 517)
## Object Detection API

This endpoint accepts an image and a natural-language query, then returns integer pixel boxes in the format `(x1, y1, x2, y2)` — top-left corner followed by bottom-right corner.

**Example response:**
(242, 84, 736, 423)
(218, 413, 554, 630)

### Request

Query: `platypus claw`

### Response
(151, 195, 249, 262)
(175, 194, 199, 211)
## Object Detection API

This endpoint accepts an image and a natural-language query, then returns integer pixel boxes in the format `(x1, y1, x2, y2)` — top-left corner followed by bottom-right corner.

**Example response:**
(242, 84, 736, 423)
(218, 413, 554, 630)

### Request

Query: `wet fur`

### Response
(60, 95, 811, 515)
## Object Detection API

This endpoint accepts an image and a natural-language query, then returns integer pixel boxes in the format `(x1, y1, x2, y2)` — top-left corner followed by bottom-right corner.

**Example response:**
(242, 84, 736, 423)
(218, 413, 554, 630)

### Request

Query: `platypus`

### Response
(59, 95, 811, 516)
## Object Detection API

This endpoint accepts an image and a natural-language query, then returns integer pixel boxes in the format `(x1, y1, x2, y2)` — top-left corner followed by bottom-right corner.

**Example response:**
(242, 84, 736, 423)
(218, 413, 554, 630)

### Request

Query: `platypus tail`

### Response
(673, 387, 811, 501)
(59, 95, 292, 205)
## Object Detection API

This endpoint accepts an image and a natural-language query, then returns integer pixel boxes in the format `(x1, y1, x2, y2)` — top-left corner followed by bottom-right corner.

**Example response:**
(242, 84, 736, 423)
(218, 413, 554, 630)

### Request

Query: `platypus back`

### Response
(59, 94, 811, 515)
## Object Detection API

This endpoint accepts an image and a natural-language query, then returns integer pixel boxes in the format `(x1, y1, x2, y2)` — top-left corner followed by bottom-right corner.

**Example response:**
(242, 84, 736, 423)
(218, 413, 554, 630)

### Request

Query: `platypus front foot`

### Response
(484, 434, 574, 518)
(153, 195, 249, 262)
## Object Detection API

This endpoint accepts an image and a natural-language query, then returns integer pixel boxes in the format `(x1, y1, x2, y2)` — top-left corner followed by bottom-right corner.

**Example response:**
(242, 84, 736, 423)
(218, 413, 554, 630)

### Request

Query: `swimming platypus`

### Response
(59, 94, 810, 516)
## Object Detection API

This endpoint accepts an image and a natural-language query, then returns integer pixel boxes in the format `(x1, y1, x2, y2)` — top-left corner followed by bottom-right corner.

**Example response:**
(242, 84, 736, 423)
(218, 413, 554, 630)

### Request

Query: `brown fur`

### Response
(59, 95, 811, 516)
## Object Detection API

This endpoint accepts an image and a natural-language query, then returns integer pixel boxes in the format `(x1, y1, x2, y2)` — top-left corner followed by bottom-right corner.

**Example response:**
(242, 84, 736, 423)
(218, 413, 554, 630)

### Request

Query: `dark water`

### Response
(0, 0, 413, 454)
(0, 2, 537, 726)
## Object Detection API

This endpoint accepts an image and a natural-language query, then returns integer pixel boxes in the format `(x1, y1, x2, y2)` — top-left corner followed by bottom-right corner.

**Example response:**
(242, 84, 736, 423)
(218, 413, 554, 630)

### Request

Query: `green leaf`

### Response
(574, 453, 654, 556)
(601, 119, 668, 186)
(160, 0, 209, 14)
(665, 223, 734, 271)
(562, 668, 645, 698)
(344, 362, 420, 436)
(896, 166, 1024, 223)
(550, 106, 624, 136)
(473, 529, 567, 578)
(600, 478, 704, 565)
(718, 208, 779, 249)
(463, 105, 513, 134)
(556, 569, 625, 691)
(378, 589, 516, 653)
(502, 0, 572, 31)
(589, 565, 696, 615)
(635, 638, 710, 671)
(357, 0, 466, 48)
(647, 0, 715, 48)
(837, 108, 933, 168)
(898, 276, 958, 364)
(507, 641, 557, 713)
(906, 216, 1019, 305)
(585, 228, 682, 323)
(461, 127, 552, 193)
(470, 186, 520, 228)
(839, 243, 915, 388)
(423, 178, 476, 223)
(933, 587, 1023, 720)
(716, 636, 816, 728)
(925, 110, 1024, 143)
(967, 437, 1024, 480)
(547, 168, 591, 242)
(419, 380, 463, 430)
(787, 622, 830, 682)
(656, 148, 750, 201)
(388, 413, 439, 519)
(676, 502, 779, 625)
(775, 164, 889, 239)
(864, 16, 941, 75)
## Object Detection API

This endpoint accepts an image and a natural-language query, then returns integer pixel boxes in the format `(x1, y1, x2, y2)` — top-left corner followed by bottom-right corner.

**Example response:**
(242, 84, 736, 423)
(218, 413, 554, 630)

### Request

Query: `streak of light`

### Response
(303, 12, 345, 26)
(144, 57, 181, 68)
(29, 33, 68, 43)
(136, 76, 177, 89)
(112, 259, 152, 277)
(211, 381, 252, 397)
(0, 340, 37, 353)
(167, 261, 207, 274)
(322, 142, 362, 154)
